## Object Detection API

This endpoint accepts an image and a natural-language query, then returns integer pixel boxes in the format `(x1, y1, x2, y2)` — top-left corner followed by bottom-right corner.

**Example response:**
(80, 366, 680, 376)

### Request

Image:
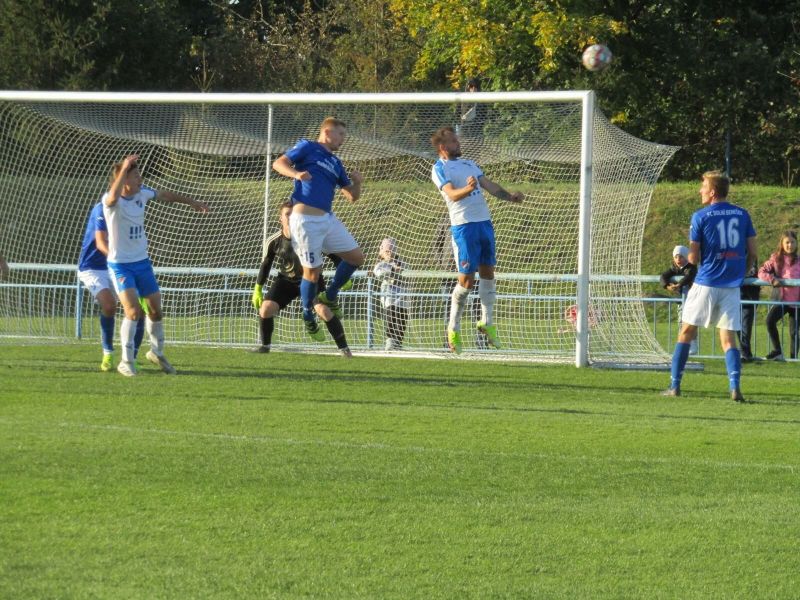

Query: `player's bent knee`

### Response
(261, 301, 280, 318)
(315, 304, 333, 321)
(123, 307, 141, 320)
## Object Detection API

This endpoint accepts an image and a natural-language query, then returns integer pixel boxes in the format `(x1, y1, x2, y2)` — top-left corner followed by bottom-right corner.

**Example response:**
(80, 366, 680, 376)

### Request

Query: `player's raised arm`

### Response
(479, 176, 524, 203)
(272, 154, 311, 181)
(155, 190, 209, 213)
(441, 175, 478, 202)
(340, 170, 363, 203)
(105, 154, 139, 207)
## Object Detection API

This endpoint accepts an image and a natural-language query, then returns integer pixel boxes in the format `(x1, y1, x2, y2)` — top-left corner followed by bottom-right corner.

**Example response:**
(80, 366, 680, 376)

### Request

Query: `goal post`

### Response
(0, 90, 677, 365)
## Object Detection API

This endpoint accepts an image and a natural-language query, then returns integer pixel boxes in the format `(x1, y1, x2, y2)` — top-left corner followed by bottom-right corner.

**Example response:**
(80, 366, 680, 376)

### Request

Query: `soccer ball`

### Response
(582, 44, 612, 72)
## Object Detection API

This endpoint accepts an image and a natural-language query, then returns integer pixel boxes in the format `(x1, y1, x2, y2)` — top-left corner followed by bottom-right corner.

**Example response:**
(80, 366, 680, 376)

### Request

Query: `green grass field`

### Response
(1, 344, 799, 598)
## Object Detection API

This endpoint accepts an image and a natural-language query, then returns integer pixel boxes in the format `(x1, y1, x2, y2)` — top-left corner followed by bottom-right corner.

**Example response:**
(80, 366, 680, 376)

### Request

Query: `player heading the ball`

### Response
(430, 126, 524, 354)
(272, 117, 364, 340)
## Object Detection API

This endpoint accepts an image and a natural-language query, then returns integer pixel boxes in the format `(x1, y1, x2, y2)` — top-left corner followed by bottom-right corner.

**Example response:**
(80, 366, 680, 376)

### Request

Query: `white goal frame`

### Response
(0, 90, 674, 367)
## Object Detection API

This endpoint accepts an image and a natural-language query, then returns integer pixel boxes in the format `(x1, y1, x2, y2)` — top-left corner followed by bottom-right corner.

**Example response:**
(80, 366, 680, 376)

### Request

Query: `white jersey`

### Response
(431, 158, 492, 226)
(103, 185, 157, 263)
(373, 260, 408, 309)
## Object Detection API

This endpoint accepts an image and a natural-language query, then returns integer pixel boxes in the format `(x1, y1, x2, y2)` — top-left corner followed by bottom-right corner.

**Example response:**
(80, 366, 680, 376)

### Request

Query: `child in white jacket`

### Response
(373, 238, 408, 350)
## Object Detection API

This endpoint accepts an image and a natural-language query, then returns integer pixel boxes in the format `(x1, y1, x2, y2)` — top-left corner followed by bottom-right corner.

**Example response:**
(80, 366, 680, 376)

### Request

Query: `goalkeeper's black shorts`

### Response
(266, 273, 327, 310)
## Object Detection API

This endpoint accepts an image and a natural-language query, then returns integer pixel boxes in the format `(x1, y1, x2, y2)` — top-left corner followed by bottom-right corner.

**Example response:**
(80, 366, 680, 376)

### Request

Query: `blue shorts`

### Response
(108, 258, 159, 297)
(451, 220, 496, 274)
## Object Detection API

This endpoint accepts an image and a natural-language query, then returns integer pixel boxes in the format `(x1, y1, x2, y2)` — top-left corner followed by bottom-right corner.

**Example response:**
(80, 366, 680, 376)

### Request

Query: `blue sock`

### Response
(300, 278, 317, 321)
(725, 348, 741, 391)
(134, 317, 146, 358)
(670, 342, 691, 390)
(100, 314, 115, 353)
(326, 261, 358, 302)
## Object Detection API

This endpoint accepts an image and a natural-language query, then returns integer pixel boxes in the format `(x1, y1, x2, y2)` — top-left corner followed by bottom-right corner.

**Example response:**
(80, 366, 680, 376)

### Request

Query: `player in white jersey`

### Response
(430, 126, 524, 353)
(103, 154, 209, 376)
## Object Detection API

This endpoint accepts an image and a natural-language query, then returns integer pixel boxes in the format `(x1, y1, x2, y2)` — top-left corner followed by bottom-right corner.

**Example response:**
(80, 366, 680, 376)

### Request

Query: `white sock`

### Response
(120, 318, 136, 363)
(146, 317, 165, 357)
(448, 284, 470, 331)
(479, 278, 497, 325)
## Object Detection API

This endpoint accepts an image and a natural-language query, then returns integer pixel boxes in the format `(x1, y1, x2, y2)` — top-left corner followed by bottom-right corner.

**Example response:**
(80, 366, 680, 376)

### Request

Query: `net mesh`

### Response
(0, 94, 677, 363)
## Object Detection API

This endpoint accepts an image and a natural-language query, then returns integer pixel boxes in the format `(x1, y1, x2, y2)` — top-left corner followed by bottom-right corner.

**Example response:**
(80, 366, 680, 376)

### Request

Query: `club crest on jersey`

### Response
(461, 260, 471, 270)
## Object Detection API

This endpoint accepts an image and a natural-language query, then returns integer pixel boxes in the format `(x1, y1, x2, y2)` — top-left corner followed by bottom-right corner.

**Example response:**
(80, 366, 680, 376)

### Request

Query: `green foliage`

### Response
(2, 0, 800, 183)
(1, 344, 799, 597)
(387, 0, 800, 184)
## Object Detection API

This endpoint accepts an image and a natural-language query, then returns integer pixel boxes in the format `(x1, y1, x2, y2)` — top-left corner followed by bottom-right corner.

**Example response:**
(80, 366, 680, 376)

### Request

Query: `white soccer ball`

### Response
(582, 44, 612, 72)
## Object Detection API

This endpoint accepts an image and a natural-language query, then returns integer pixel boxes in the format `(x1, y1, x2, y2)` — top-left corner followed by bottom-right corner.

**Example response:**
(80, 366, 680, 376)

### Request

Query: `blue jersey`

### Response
(690, 201, 756, 288)
(284, 139, 351, 213)
(77, 202, 108, 271)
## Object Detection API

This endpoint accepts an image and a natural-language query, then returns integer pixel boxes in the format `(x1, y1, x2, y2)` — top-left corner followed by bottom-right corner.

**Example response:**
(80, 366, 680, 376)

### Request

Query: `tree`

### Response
(387, 0, 800, 184)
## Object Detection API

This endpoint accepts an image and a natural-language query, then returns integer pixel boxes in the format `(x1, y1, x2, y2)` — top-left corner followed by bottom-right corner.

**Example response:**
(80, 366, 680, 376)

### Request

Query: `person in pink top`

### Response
(758, 230, 800, 360)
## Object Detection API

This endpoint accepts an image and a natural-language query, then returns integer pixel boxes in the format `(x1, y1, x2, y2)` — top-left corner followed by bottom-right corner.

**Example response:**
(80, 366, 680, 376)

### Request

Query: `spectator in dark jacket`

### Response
(660, 245, 698, 354)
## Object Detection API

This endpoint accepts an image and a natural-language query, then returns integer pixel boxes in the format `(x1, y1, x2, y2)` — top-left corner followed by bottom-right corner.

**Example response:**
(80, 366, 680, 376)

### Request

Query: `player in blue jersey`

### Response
(430, 126, 524, 353)
(663, 170, 757, 402)
(272, 117, 364, 339)
(104, 154, 209, 377)
(251, 201, 353, 357)
(77, 202, 145, 371)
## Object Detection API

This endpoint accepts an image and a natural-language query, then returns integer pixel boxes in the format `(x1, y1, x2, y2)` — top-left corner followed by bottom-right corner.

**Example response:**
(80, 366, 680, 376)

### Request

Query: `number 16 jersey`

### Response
(690, 201, 756, 288)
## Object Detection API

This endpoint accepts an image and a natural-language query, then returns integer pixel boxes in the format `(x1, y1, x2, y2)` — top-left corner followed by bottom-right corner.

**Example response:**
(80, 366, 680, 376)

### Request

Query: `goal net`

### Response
(0, 91, 677, 365)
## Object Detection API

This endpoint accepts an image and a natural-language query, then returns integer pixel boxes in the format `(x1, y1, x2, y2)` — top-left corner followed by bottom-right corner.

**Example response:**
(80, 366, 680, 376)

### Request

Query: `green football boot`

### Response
(100, 353, 114, 372)
(477, 321, 501, 349)
(447, 329, 463, 354)
(304, 318, 326, 342)
(316, 290, 343, 319)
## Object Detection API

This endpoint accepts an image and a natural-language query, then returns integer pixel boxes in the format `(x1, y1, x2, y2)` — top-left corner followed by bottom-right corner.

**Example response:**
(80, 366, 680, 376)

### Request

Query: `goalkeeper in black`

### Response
(251, 201, 352, 357)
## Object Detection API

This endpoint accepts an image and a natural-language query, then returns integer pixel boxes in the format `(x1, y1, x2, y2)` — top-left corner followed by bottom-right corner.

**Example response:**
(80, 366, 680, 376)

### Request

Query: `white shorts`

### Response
(289, 212, 358, 268)
(78, 269, 116, 300)
(682, 284, 741, 331)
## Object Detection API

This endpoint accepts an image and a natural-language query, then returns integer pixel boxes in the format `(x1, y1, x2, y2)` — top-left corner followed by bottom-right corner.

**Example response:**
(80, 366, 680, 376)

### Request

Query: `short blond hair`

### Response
(320, 117, 346, 132)
(702, 170, 729, 199)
